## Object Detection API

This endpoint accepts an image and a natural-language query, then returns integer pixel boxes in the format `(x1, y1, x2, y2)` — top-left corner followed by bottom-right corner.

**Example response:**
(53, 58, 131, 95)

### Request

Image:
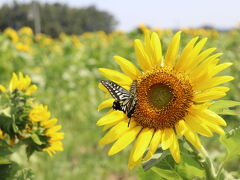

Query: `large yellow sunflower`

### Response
(97, 31, 233, 169)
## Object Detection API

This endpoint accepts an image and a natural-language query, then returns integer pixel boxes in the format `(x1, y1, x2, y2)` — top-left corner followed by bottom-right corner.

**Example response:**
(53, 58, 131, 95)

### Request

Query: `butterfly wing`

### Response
(100, 80, 137, 118)
(100, 80, 129, 101)
(125, 80, 137, 116)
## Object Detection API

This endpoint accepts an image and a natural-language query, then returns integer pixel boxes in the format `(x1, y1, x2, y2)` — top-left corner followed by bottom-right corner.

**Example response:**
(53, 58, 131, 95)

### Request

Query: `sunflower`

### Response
(29, 104, 64, 156)
(97, 31, 233, 169)
(41, 118, 64, 156)
(0, 72, 37, 95)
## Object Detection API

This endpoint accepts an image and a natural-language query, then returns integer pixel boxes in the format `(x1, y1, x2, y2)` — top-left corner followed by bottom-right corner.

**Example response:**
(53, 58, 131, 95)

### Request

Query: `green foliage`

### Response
(0, 2, 118, 37)
(142, 143, 205, 180)
(0, 140, 12, 158)
(0, 162, 34, 180)
(220, 127, 240, 161)
(151, 167, 183, 180)
(0, 113, 13, 136)
(209, 100, 240, 115)
(0, 69, 64, 178)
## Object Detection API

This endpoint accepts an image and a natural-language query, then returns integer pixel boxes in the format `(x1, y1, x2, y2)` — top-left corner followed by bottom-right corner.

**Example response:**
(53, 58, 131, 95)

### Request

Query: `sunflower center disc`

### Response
(134, 67, 193, 130)
(148, 83, 173, 109)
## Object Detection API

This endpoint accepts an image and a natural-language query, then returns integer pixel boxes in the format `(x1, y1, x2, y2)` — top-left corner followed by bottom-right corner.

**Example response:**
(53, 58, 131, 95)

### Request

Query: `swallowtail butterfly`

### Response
(100, 80, 137, 126)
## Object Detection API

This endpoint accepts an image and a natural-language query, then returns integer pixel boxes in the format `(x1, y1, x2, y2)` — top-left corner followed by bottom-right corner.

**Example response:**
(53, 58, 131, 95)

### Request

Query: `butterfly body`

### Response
(100, 80, 137, 120)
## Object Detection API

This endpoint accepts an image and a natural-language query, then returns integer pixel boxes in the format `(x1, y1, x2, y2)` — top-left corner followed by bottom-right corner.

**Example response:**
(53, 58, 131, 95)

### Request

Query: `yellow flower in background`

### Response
(29, 104, 64, 156)
(182, 28, 219, 39)
(15, 42, 31, 53)
(154, 28, 173, 38)
(29, 104, 51, 122)
(42, 38, 53, 46)
(18, 26, 33, 36)
(0, 85, 6, 93)
(97, 31, 233, 169)
(71, 35, 83, 49)
(4, 27, 19, 43)
(138, 24, 173, 38)
(35, 33, 53, 46)
(35, 33, 45, 41)
(51, 44, 62, 53)
(0, 130, 6, 139)
(9, 72, 37, 95)
(41, 118, 64, 156)
(82, 32, 93, 38)
(59, 32, 67, 41)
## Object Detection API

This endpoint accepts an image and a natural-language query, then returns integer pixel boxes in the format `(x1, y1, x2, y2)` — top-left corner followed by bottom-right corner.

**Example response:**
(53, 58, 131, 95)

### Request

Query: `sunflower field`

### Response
(0, 26, 240, 180)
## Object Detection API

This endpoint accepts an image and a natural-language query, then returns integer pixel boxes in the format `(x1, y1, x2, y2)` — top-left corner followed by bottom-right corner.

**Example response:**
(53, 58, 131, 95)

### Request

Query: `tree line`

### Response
(0, 2, 118, 37)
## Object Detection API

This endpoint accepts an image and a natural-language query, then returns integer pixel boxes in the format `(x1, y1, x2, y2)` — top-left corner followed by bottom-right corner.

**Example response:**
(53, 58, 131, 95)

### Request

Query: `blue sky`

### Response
(1, 0, 240, 31)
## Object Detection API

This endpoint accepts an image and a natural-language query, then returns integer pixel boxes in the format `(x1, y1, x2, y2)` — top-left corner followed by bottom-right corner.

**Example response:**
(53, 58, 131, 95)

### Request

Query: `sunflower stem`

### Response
(186, 140, 216, 180)
(216, 160, 226, 179)
(199, 146, 216, 180)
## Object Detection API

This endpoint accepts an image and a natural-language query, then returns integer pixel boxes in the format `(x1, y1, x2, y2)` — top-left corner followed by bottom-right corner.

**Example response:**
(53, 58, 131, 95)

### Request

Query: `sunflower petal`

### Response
(175, 36, 199, 71)
(183, 38, 208, 72)
(0, 85, 6, 92)
(98, 120, 135, 145)
(102, 121, 120, 131)
(175, 120, 187, 137)
(134, 39, 152, 71)
(96, 111, 125, 126)
(99, 68, 132, 86)
(9, 73, 18, 91)
(132, 128, 154, 162)
(190, 53, 223, 78)
(195, 109, 227, 126)
(169, 133, 180, 163)
(128, 146, 142, 170)
(108, 125, 142, 155)
(114, 56, 141, 80)
(193, 91, 226, 103)
(193, 48, 217, 67)
(185, 114, 213, 137)
(151, 32, 162, 66)
(183, 123, 202, 149)
(194, 76, 234, 91)
(202, 120, 225, 135)
(161, 128, 174, 150)
(165, 31, 181, 67)
(143, 129, 162, 161)
(211, 126, 225, 135)
(209, 63, 232, 77)
(98, 99, 114, 111)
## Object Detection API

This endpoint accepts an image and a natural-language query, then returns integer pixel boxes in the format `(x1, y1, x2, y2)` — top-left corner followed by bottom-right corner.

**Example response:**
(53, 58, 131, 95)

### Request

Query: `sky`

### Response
(1, 0, 240, 31)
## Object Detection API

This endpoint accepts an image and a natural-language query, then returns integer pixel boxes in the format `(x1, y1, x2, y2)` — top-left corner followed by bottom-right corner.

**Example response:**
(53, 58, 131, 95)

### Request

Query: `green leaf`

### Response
(142, 149, 169, 171)
(142, 141, 205, 180)
(26, 145, 36, 159)
(220, 127, 240, 161)
(0, 158, 11, 165)
(14, 168, 34, 180)
(138, 166, 163, 180)
(209, 100, 240, 115)
(176, 146, 205, 179)
(0, 113, 14, 135)
(31, 134, 43, 145)
(0, 107, 11, 117)
(0, 140, 13, 157)
(152, 167, 183, 180)
(0, 161, 20, 180)
(0, 161, 34, 180)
